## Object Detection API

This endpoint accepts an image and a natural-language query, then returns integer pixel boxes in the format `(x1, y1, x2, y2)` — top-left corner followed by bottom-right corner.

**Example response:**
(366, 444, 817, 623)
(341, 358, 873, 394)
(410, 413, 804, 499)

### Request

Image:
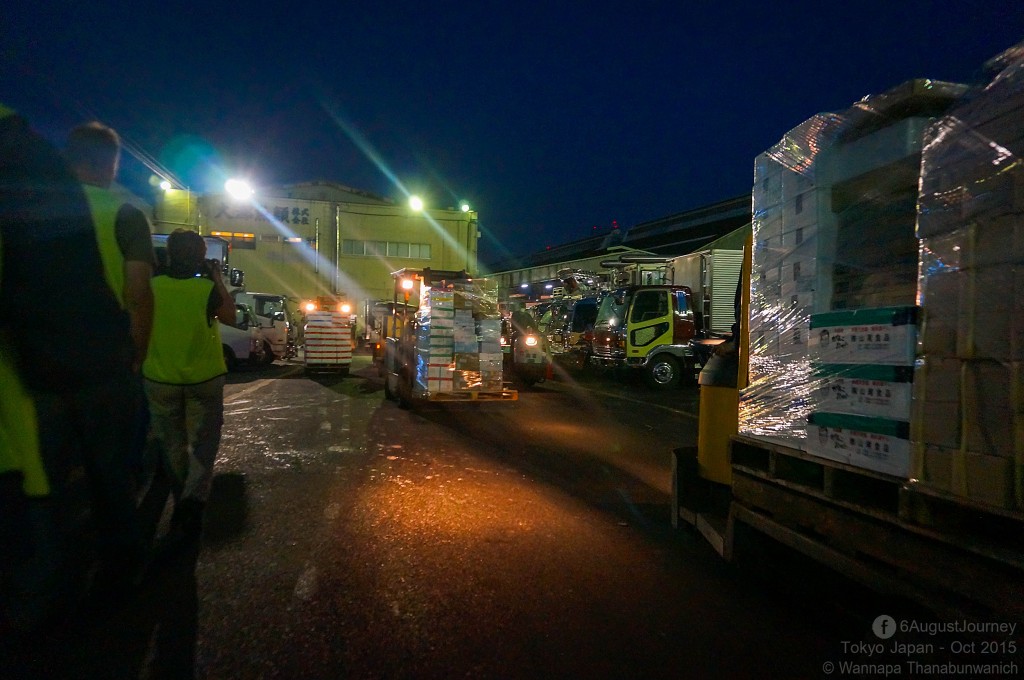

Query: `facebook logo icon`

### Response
(873, 615, 897, 639)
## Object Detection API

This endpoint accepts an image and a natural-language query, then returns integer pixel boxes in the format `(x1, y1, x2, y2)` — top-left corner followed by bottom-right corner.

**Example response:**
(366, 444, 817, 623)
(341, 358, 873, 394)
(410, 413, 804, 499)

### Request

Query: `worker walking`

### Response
(0, 105, 132, 629)
(143, 229, 236, 547)
(65, 121, 156, 374)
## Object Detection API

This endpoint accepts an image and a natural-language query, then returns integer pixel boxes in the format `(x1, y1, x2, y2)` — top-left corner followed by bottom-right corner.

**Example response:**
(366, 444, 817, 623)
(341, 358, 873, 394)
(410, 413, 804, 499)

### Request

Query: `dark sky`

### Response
(4, 2, 1022, 263)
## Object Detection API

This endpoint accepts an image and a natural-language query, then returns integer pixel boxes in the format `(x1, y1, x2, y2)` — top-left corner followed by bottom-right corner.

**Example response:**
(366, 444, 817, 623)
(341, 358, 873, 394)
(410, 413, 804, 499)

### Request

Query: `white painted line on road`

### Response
(225, 379, 271, 404)
(224, 365, 302, 404)
(546, 382, 699, 419)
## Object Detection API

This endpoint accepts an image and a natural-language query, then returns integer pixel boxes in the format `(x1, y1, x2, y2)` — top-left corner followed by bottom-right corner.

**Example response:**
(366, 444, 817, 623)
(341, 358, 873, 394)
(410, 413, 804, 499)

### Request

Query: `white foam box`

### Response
(426, 290, 454, 307)
(781, 188, 818, 225)
(808, 306, 919, 366)
(825, 117, 930, 185)
(807, 412, 911, 477)
(813, 364, 914, 420)
(755, 213, 784, 241)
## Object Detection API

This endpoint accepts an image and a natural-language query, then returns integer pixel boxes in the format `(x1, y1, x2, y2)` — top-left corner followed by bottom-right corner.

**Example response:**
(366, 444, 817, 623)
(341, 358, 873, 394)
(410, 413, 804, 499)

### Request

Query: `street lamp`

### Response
(225, 178, 254, 200)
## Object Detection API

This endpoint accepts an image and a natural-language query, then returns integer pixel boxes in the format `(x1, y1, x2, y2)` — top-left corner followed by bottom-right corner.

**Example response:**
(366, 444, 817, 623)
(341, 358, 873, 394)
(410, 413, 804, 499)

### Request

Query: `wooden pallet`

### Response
(727, 434, 1024, 620)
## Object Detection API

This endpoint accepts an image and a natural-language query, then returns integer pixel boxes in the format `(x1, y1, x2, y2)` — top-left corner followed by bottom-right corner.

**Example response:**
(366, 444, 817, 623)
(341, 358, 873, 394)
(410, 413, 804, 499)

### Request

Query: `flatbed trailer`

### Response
(673, 436, 1024, 621)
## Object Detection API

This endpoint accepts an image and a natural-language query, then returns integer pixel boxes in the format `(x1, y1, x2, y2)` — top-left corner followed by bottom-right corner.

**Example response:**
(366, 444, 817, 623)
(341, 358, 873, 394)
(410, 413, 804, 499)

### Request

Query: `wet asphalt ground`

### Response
(3, 353, 924, 679)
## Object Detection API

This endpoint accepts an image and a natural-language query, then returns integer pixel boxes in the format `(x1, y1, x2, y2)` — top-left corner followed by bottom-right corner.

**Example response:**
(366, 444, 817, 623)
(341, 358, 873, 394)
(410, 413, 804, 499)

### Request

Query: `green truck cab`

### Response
(592, 285, 698, 388)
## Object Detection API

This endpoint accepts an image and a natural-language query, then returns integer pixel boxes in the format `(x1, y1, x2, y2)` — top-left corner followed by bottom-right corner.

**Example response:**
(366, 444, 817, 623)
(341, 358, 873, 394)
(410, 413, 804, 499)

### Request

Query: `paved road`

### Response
(5, 355, 887, 679)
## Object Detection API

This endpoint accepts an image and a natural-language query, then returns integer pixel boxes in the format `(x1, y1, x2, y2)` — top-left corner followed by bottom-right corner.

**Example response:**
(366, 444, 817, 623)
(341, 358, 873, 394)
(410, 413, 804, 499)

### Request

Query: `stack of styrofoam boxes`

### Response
(913, 42, 1024, 512)
(805, 307, 919, 476)
(416, 288, 455, 396)
(477, 314, 504, 391)
(822, 114, 935, 311)
(416, 281, 505, 396)
(453, 290, 481, 391)
(740, 114, 843, 446)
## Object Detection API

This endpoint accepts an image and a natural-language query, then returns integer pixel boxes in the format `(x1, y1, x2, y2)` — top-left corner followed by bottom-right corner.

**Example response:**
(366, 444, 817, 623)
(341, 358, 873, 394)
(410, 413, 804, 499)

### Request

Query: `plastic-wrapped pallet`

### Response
(303, 311, 353, 371)
(914, 41, 1024, 511)
(412, 277, 503, 399)
(740, 79, 966, 458)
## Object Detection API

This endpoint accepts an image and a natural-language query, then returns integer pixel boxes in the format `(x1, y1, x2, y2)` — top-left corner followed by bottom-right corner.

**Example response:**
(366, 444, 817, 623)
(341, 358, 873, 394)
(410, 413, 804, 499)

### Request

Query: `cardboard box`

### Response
(919, 271, 960, 357)
(813, 364, 913, 420)
(957, 267, 1017, 361)
(809, 306, 919, 366)
(912, 400, 961, 450)
(912, 445, 954, 492)
(962, 360, 1016, 458)
(807, 412, 911, 477)
(954, 452, 1016, 510)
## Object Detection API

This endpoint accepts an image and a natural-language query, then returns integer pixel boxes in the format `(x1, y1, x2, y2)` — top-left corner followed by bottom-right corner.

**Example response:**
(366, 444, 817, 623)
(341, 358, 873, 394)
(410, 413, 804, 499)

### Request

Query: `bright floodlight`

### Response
(159, 180, 172, 191)
(520, 283, 529, 289)
(409, 195, 424, 212)
(401, 278, 415, 291)
(460, 203, 470, 212)
(225, 178, 254, 200)
(340, 303, 352, 314)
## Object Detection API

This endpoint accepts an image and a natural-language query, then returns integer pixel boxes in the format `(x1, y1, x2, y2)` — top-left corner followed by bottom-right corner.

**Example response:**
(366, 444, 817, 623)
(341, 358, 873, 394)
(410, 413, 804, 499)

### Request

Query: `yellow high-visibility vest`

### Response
(0, 226, 48, 496)
(82, 184, 126, 308)
(143, 275, 227, 385)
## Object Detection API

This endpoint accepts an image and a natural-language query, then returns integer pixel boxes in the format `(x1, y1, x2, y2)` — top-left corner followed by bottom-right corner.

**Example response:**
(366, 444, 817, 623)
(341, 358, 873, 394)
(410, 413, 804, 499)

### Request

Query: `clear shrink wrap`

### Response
(914, 41, 1024, 511)
(741, 79, 967, 468)
(412, 277, 503, 398)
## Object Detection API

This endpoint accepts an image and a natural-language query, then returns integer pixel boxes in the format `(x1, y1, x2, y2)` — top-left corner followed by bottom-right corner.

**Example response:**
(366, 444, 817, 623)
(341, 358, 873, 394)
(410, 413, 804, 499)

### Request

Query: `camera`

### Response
(195, 259, 221, 279)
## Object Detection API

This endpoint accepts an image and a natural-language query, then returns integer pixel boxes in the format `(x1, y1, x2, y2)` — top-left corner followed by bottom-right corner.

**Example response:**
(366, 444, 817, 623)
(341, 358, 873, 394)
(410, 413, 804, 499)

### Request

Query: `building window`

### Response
(341, 240, 431, 259)
(388, 242, 409, 258)
(409, 243, 431, 259)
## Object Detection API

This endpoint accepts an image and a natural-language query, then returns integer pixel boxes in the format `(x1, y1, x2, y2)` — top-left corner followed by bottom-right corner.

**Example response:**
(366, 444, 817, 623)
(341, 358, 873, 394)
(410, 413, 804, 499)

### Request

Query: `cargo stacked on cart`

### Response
(384, 268, 517, 407)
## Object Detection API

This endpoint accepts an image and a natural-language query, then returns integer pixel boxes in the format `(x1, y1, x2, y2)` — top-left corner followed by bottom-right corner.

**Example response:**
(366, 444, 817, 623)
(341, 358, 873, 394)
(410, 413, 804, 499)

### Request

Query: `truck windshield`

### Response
(252, 296, 284, 318)
(595, 291, 628, 329)
(570, 299, 598, 332)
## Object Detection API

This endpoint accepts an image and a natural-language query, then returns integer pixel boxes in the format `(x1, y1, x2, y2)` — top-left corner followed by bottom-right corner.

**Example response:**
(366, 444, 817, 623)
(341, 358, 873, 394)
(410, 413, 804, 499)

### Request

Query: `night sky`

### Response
(4, 2, 1022, 264)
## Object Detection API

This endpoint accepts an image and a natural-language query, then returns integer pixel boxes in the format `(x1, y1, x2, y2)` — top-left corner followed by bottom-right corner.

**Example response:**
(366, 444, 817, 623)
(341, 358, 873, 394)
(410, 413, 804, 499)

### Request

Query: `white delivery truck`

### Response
(220, 303, 266, 370)
(233, 291, 295, 363)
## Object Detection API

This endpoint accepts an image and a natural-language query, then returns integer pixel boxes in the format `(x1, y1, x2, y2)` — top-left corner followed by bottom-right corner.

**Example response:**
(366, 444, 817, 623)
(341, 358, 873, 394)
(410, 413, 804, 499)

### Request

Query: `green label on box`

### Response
(809, 306, 919, 329)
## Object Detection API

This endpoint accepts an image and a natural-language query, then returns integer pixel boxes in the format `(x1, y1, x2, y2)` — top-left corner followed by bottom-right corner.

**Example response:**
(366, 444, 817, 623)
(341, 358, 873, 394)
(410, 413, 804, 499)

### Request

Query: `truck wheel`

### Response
(397, 368, 414, 410)
(261, 341, 275, 365)
(645, 355, 680, 389)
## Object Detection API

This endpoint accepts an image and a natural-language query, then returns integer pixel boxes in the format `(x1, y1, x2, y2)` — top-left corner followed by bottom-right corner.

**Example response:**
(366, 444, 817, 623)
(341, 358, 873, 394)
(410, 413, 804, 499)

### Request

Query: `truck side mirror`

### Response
(230, 269, 245, 287)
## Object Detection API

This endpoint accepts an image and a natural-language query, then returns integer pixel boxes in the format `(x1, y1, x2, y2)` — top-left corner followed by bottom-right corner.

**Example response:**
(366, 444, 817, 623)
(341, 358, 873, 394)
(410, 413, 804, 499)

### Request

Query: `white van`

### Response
(220, 303, 266, 370)
(233, 291, 294, 362)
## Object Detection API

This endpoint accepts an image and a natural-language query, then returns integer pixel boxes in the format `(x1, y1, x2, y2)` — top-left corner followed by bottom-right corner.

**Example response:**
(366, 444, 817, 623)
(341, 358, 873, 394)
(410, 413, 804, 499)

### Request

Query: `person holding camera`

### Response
(142, 229, 236, 547)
